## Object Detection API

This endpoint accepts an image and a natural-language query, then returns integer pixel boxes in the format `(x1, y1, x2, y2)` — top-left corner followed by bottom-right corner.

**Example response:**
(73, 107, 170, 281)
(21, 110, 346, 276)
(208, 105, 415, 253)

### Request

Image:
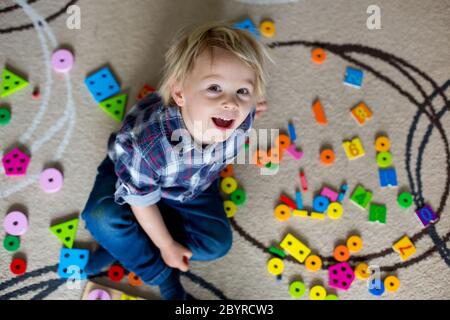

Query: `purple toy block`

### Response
(328, 262, 355, 291)
(320, 187, 339, 202)
(415, 204, 439, 227)
(2, 147, 30, 176)
(285, 144, 303, 160)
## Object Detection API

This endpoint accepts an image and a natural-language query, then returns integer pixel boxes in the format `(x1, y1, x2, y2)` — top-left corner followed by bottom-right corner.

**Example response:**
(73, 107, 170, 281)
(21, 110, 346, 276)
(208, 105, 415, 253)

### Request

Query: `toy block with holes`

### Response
(50, 218, 79, 249)
(219, 167, 247, 218)
(57, 247, 89, 280)
(1, 68, 29, 98)
(351, 102, 373, 125)
(393, 235, 416, 261)
(2, 147, 31, 177)
(84, 66, 120, 103)
(280, 233, 311, 263)
(343, 66, 364, 88)
(99, 93, 128, 122)
(232, 18, 260, 39)
(342, 137, 365, 160)
(374, 136, 399, 188)
(328, 261, 355, 291)
(82, 281, 146, 300)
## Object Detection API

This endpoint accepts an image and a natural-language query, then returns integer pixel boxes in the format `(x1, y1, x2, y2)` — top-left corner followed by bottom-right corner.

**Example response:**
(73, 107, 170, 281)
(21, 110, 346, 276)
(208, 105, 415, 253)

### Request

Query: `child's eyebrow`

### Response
(202, 74, 254, 86)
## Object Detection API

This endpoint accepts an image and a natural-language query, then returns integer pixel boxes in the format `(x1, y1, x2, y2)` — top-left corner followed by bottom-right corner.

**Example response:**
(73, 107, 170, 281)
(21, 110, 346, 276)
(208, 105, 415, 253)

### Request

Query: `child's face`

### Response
(171, 47, 257, 145)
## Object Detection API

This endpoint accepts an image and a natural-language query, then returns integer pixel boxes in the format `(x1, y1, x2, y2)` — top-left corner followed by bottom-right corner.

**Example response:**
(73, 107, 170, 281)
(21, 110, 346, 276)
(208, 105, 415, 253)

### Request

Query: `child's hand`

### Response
(255, 100, 268, 120)
(160, 240, 193, 272)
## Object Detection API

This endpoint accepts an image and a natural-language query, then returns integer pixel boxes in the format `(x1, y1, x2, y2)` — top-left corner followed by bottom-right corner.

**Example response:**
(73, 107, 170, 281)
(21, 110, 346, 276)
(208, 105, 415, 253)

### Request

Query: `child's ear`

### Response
(170, 81, 185, 107)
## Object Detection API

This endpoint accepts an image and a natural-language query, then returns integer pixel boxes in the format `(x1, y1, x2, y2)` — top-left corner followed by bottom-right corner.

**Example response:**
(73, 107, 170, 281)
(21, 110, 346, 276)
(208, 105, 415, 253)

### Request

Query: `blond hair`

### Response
(158, 21, 272, 106)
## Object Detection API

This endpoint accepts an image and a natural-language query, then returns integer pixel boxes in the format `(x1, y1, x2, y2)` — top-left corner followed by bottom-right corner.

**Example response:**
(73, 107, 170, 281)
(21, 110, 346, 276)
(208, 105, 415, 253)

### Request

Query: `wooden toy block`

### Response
(343, 66, 364, 88)
(136, 84, 155, 101)
(309, 285, 327, 300)
(393, 236, 416, 261)
(333, 245, 350, 262)
(232, 18, 260, 39)
(267, 257, 284, 276)
(313, 195, 330, 213)
(128, 272, 143, 286)
(99, 93, 128, 122)
(230, 189, 246, 206)
(325, 294, 339, 300)
(1, 68, 29, 98)
(337, 184, 348, 202)
(292, 209, 309, 218)
(295, 190, 303, 209)
(397, 191, 413, 209)
(220, 164, 234, 178)
(320, 187, 339, 202)
(368, 278, 385, 296)
(320, 148, 335, 165)
(108, 264, 125, 282)
(328, 262, 355, 291)
(50, 218, 79, 249)
(84, 67, 120, 103)
(312, 99, 328, 125)
(343, 137, 365, 160)
(415, 204, 439, 227)
(10, 258, 27, 276)
(346, 235, 363, 253)
(327, 202, 344, 220)
(351, 102, 372, 125)
(2, 147, 31, 177)
(378, 167, 398, 188)
(376, 151, 393, 168)
(4, 210, 28, 236)
(299, 170, 308, 192)
(223, 200, 237, 218)
(368, 203, 387, 224)
(58, 248, 89, 280)
(268, 246, 286, 259)
(285, 144, 303, 160)
(375, 136, 391, 152)
(274, 204, 291, 222)
(82, 281, 146, 300)
(51, 49, 74, 73)
(384, 275, 400, 293)
(311, 48, 327, 65)
(310, 212, 325, 220)
(355, 263, 370, 280)
(289, 281, 306, 299)
(280, 194, 296, 210)
(275, 134, 291, 152)
(305, 255, 322, 272)
(259, 20, 276, 38)
(280, 233, 311, 263)
(288, 122, 297, 142)
(220, 177, 238, 194)
(0, 107, 11, 126)
(350, 185, 373, 209)
(3, 235, 20, 252)
(40, 168, 64, 193)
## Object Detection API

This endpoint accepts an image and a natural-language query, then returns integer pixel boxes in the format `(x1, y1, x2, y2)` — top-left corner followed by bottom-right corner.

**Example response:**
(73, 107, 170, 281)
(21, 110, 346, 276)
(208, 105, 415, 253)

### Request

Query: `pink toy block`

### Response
(285, 144, 303, 160)
(320, 187, 339, 202)
(2, 147, 30, 176)
(328, 262, 355, 291)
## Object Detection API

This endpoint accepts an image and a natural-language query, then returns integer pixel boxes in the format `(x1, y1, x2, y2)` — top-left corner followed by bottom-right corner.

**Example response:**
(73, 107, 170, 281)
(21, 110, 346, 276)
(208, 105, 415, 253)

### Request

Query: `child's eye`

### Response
(208, 85, 221, 92)
(237, 88, 250, 95)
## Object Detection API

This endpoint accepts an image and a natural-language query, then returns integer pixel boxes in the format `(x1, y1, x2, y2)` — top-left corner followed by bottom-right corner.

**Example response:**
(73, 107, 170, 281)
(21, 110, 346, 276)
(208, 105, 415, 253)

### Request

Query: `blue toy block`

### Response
(295, 190, 303, 209)
(343, 66, 364, 89)
(338, 184, 348, 202)
(379, 168, 398, 188)
(84, 67, 120, 103)
(288, 123, 297, 142)
(58, 248, 90, 280)
(232, 18, 260, 39)
(368, 278, 385, 296)
(312, 195, 330, 213)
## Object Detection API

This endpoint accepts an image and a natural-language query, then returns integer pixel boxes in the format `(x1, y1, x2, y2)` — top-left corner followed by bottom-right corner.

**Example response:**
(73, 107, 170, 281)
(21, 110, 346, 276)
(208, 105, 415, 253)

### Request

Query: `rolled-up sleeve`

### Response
(112, 133, 162, 207)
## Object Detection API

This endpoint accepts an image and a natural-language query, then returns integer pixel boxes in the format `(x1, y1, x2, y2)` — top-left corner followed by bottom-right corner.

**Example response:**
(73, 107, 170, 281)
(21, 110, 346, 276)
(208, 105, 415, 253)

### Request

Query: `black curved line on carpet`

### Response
(0, 263, 58, 292)
(30, 279, 66, 300)
(0, 0, 40, 14)
(0, 278, 65, 300)
(232, 40, 450, 269)
(0, 0, 78, 34)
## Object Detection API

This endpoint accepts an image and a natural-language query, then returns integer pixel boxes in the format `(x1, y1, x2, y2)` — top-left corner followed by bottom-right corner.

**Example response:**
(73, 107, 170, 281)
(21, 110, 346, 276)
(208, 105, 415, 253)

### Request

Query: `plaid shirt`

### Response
(107, 92, 256, 207)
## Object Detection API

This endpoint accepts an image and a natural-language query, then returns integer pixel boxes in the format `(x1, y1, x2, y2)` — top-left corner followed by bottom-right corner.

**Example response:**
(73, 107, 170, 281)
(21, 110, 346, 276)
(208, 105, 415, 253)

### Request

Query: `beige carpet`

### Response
(0, 0, 449, 300)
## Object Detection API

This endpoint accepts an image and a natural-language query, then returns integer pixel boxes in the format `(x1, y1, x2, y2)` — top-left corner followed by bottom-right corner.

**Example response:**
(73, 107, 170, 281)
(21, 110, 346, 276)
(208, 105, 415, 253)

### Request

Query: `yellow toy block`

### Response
(343, 137, 365, 160)
(310, 212, 325, 220)
(393, 236, 416, 261)
(280, 233, 311, 263)
(293, 209, 308, 218)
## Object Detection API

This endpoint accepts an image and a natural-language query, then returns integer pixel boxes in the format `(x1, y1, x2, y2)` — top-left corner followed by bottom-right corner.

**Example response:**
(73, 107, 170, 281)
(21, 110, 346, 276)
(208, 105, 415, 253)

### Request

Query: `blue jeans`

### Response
(81, 155, 232, 286)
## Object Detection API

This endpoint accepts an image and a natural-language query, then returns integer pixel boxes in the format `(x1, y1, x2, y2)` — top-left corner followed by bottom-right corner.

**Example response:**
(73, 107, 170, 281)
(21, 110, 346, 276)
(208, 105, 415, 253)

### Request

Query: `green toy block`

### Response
(369, 203, 387, 224)
(50, 218, 79, 249)
(350, 185, 373, 209)
(230, 189, 246, 206)
(3, 235, 20, 252)
(265, 162, 279, 170)
(99, 93, 127, 122)
(1, 68, 29, 98)
(268, 246, 286, 259)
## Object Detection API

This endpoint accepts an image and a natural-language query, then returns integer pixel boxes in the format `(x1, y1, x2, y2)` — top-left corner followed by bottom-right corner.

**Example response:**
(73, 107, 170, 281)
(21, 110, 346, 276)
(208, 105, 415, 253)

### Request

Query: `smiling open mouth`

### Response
(212, 117, 234, 129)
